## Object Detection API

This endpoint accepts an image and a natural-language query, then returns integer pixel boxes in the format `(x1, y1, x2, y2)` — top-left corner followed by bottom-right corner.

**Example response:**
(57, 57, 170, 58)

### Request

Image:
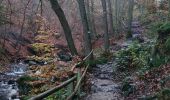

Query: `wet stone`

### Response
(8, 80, 16, 85)
(85, 92, 123, 100)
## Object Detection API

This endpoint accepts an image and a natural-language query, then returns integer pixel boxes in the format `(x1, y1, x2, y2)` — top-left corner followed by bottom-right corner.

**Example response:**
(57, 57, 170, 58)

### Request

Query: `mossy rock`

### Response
(17, 75, 37, 95)
(31, 43, 53, 55)
(27, 55, 53, 63)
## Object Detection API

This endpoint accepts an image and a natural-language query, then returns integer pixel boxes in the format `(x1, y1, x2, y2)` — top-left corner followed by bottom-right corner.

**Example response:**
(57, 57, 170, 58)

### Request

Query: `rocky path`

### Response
(84, 63, 123, 100)
(84, 20, 144, 100)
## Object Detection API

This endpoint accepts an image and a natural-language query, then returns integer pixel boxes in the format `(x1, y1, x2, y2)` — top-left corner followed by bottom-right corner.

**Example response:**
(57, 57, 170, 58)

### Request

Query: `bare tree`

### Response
(77, 0, 93, 60)
(49, 0, 78, 55)
(107, 0, 114, 36)
(101, 0, 109, 51)
(90, 0, 97, 38)
(86, 0, 93, 38)
(127, 0, 134, 38)
(168, 0, 170, 20)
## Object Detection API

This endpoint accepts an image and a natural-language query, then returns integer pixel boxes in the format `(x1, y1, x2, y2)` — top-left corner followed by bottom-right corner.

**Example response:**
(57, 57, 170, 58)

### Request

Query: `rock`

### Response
(57, 51, 72, 62)
(50, 76, 58, 83)
(35, 70, 41, 75)
(53, 33, 61, 39)
(91, 79, 120, 93)
(84, 92, 122, 100)
(121, 77, 136, 96)
(29, 60, 37, 65)
(11, 94, 17, 99)
(24, 60, 37, 65)
(8, 80, 15, 85)
(0, 95, 8, 100)
(133, 35, 144, 43)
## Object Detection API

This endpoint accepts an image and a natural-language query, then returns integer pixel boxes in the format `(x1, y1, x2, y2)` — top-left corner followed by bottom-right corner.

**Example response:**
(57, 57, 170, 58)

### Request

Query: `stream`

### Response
(0, 61, 28, 100)
(0, 20, 143, 100)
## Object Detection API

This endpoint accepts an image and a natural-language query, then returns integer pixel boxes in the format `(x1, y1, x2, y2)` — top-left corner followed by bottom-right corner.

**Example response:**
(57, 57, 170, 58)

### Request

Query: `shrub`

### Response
(114, 42, 151, 72)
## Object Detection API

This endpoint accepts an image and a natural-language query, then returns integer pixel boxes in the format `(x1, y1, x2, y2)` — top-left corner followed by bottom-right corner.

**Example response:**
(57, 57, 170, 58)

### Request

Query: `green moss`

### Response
(31, 43, 52, 55)
(35, 35, 49, 41)
(27, 55, 53, 62)
(37, 31, 49, 34)
(17, 75, 37, 95)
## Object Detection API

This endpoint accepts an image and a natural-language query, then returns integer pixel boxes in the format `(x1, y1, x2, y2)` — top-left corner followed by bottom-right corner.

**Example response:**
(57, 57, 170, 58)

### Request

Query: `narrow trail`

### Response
(84, 20, 144, 100)
(84, 63, 122, 100)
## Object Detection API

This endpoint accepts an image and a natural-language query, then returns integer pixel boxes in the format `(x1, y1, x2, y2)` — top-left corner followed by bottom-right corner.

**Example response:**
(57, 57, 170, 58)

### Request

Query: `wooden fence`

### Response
(29, 50, 93, 100)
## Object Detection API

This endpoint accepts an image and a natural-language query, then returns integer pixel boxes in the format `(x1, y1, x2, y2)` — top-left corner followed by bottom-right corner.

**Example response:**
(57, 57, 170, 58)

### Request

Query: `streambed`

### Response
(0, 61, 28, 100)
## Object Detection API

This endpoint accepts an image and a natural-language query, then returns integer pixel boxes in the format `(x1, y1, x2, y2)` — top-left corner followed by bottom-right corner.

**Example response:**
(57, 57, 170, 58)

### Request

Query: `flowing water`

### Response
(0, 61, 28, 100)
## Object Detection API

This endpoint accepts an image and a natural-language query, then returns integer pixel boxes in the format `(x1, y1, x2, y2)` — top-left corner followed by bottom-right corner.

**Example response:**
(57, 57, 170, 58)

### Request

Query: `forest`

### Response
(0, 0, 170, 100)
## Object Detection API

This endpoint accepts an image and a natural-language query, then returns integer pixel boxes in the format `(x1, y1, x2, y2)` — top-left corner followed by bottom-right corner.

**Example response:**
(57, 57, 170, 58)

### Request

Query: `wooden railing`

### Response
(29, 50, 93, 100)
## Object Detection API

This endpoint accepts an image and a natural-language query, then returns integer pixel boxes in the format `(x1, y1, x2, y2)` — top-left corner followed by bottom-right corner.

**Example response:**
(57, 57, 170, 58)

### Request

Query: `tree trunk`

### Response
(101, 0, 110, 51)
(127, 0, 134, 38)
(77, 0, 93, 60)
(168, 0, 170, 17)
(114, 0, 118, 34)
(49, 0, 78, 55)
(86, 0, 94, 38)
(107, 0, 114, 36)
(90, 0, 97, 38)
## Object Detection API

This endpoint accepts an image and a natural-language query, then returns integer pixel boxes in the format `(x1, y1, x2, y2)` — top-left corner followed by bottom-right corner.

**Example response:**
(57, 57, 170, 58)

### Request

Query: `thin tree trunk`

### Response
(107, 0, 114, 36)
(50, 0, 78, 55)
(168, 0, 170, 18)
(77, 0, 93, 60)
(90, 0, 97, 38)
(101, 0, 110, 51)
(40, 0, 43, 16)
(127, 0, 134, 38)
(86, 0, 94, 38)
(115, 0, 118, 33)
